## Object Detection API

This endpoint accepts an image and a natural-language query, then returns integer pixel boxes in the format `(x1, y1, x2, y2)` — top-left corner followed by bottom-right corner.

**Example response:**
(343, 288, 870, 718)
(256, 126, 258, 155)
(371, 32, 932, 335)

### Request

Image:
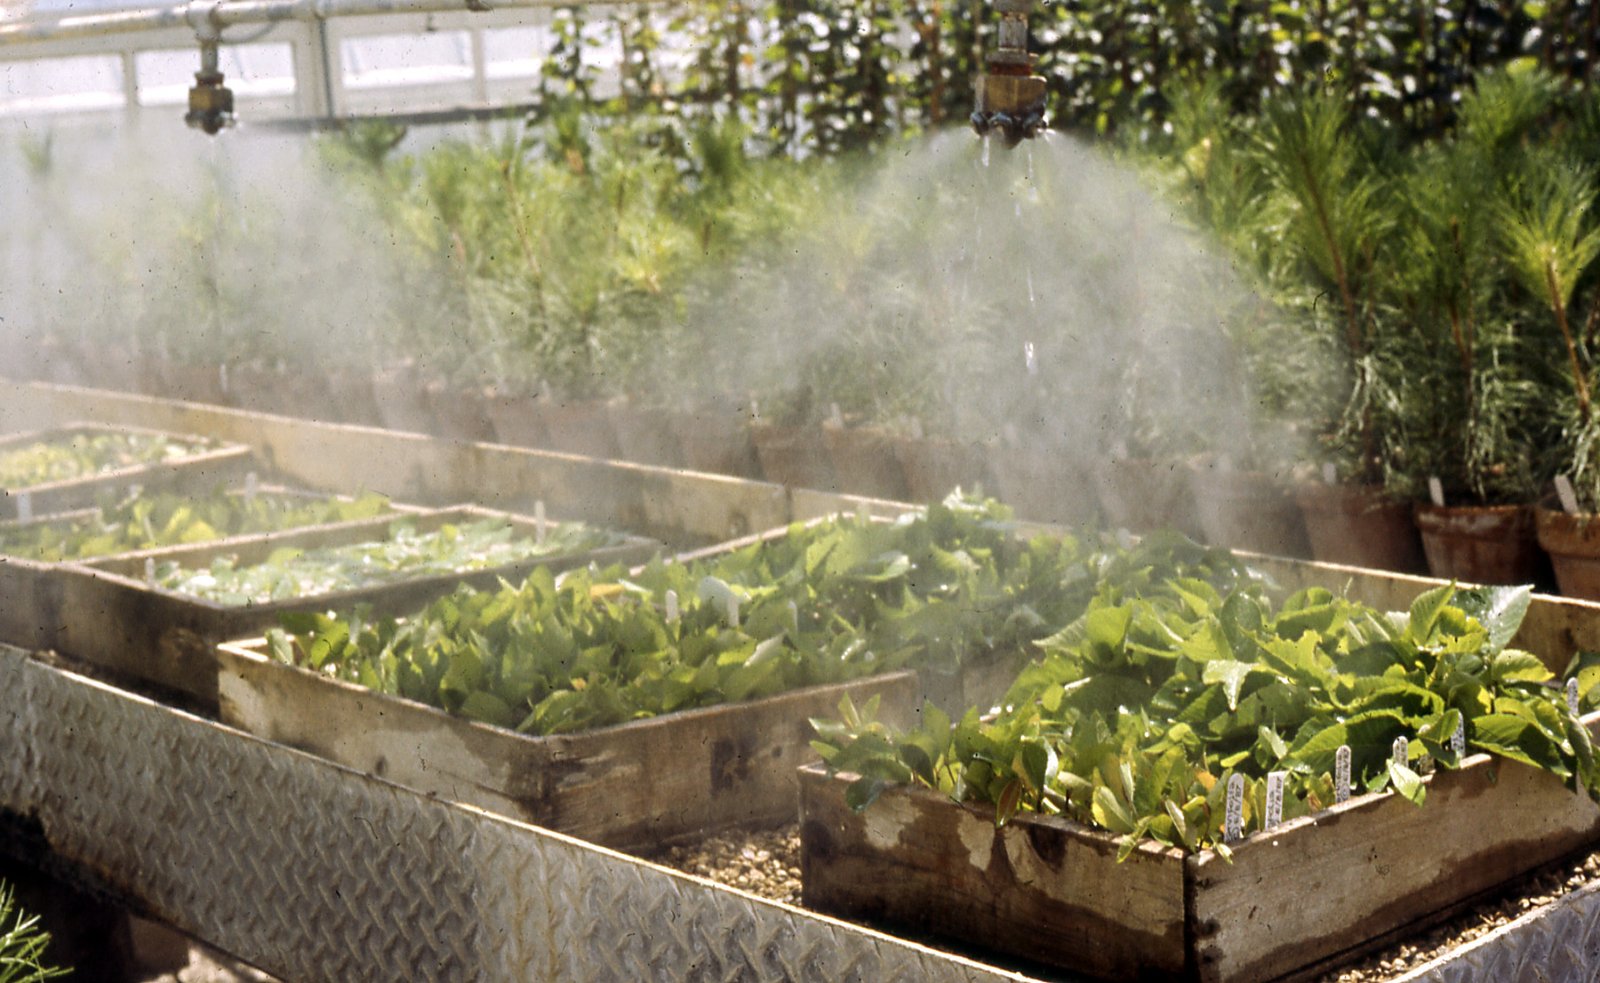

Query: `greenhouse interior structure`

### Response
(2, 0, 1600, 979)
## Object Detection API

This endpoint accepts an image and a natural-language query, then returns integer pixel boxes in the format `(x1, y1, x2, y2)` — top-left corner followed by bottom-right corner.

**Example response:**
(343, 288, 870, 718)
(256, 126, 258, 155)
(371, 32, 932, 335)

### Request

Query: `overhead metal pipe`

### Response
(0, 0, 646, 48)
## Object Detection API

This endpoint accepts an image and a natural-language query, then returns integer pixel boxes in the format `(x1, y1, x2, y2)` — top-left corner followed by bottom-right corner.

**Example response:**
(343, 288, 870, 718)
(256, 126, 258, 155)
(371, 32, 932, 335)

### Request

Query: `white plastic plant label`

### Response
(1392, 736, 1408, 770)
(1428, 476, 1445, 508)
(664, 589, 679, 625)
(1224, 774, 1244, 842)
(1451, 719, 1466, 759)
(1265, 771, 1285, 830)
(1335, 745, 1351, 803)
(698, 576, 740, 629)
(1557, 475, 1580, 515)
(1570, 677, 1581, 715)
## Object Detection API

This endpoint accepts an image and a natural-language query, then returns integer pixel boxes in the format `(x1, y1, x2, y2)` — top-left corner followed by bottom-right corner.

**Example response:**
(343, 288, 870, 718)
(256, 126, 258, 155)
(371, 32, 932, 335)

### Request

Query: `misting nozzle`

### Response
(972, 0, 1046, 147)
(185, 39, 235, 136)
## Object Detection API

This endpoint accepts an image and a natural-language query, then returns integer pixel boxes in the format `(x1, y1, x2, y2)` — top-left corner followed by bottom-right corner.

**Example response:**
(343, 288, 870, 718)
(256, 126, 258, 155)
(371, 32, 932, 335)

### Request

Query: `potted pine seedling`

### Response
(1399, 72, 1570, 585)
(1247, 86, 1412, 568)
(1508, 157, 1600, 596)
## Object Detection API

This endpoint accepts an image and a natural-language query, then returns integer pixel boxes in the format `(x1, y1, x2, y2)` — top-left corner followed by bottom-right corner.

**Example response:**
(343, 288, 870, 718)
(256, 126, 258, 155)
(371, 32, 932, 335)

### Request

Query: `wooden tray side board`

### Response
(800, 714, 1600, 983)
(218, 638, 921, 851)
(47, 507, 659, 707)
(0, 423, 256, 519)
(798, 767, 1188, 980)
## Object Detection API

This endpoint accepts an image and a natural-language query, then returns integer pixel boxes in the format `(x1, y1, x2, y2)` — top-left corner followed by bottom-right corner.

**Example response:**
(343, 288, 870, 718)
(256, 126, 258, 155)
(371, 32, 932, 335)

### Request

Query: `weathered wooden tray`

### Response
(52, 506, 659, 707)
(0, 423, 254, 519)
(799, 712, 1600, 983)
(0, 485, 413, 654)
(217, 633, 920, 851)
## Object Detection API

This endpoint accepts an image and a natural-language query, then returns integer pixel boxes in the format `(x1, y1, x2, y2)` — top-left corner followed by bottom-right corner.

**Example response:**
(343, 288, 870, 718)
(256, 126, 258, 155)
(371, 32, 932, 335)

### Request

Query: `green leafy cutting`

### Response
(265, 493, 1260, 737)
(0, 489, 393, 562)
(812, 580, 1598, 859)
(154, 518, 625, 605)
(0, 430, 213, 490)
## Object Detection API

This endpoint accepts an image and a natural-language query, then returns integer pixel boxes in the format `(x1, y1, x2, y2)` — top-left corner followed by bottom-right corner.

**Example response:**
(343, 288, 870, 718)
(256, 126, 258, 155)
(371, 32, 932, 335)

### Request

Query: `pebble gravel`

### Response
(650, 825, 805, 906)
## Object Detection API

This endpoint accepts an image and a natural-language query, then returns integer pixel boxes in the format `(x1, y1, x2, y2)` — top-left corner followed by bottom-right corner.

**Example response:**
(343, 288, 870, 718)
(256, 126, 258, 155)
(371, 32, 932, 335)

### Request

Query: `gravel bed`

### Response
(651, 823, 1600, 982)
(650, 825, 804, 906)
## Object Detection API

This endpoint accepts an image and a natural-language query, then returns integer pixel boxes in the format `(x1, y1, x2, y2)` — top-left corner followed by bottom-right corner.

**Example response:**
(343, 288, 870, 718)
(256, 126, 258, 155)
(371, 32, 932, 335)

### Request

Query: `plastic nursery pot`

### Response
(672, 407, 762, 480)
(892, 435, 989, 505)
(983, 445, 1099, 528)
(1294, 482, 1428, 574)
(1187, 462, 1312, 559)
(821, 423, 909, 502)
(1535, 504, 1600, 600)
(369, 363, 436, 434)
(607, 399, 684, 469)
(424, 381, 494, 443)
(1413, 502, 1542, 586)
(481, 389, 549, 448)
(539, 399, 621, 460)
(1093, 457, 1203, 539)
(750, 421, 837, 491)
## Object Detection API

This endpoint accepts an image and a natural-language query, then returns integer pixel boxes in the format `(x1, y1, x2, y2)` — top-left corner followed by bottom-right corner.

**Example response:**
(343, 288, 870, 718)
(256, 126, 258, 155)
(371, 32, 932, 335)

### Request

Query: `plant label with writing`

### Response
(1428, 477, 1445, 508)
(1451, 719, 1466, 760)
(1265, 771, 1285, 829)
(1335, 745, 1351, 803)
(1224, 774, 1244, 842)
(1393, 736, 1408, 769)
(1570, 678, 1580, 715)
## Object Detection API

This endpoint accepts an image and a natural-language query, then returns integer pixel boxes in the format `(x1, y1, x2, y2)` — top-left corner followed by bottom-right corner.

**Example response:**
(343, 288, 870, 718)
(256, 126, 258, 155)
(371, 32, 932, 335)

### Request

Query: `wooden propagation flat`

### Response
(0, 422, 254, 519)
(217, 635, 920, 851)
(50, 505, 657, 708)
(798, 715, 1600, 982)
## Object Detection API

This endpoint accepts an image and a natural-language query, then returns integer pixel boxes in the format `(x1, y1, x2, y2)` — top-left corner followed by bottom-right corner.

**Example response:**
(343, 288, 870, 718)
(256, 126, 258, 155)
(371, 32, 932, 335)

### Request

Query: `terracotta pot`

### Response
(540, 399, 621, 459)
(1093, 457, 1202, 538)
(751, 421, 837, 490)
(1294, 483, 1427, 573)
(1535, 505, 1600, 599)
(673, 408, 762, 479)
(822, 423, 909, 502)
(1414, 502, 1542, 586)
(984, 446, 1099, 527)
(482, 391, 549, 448)
(607, 400, 684, 468)
(425, 382, 494, 443)
(892, 436, 989, 505)
(1188, 464, 1312, 558)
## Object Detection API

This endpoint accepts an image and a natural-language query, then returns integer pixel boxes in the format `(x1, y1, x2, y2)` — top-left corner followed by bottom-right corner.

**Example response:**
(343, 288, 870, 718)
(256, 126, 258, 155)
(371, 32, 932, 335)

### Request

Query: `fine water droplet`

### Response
(1026, 267, 1036, 307)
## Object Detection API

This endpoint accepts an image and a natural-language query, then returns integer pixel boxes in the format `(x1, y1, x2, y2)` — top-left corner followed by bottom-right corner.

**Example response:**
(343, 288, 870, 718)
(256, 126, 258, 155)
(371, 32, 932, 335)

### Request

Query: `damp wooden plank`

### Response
(0, 382, 796, 547)
(798, 765, 1189, 980)
(1191, 744, 1600, 982)
(218, 639, 920, 850)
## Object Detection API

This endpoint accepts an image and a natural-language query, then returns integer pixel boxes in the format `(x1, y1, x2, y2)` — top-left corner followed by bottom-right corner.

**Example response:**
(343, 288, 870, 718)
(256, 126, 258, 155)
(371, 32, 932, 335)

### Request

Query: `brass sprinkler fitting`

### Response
(971, 0, 1046, 146)
(185, 37, 234, 135)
